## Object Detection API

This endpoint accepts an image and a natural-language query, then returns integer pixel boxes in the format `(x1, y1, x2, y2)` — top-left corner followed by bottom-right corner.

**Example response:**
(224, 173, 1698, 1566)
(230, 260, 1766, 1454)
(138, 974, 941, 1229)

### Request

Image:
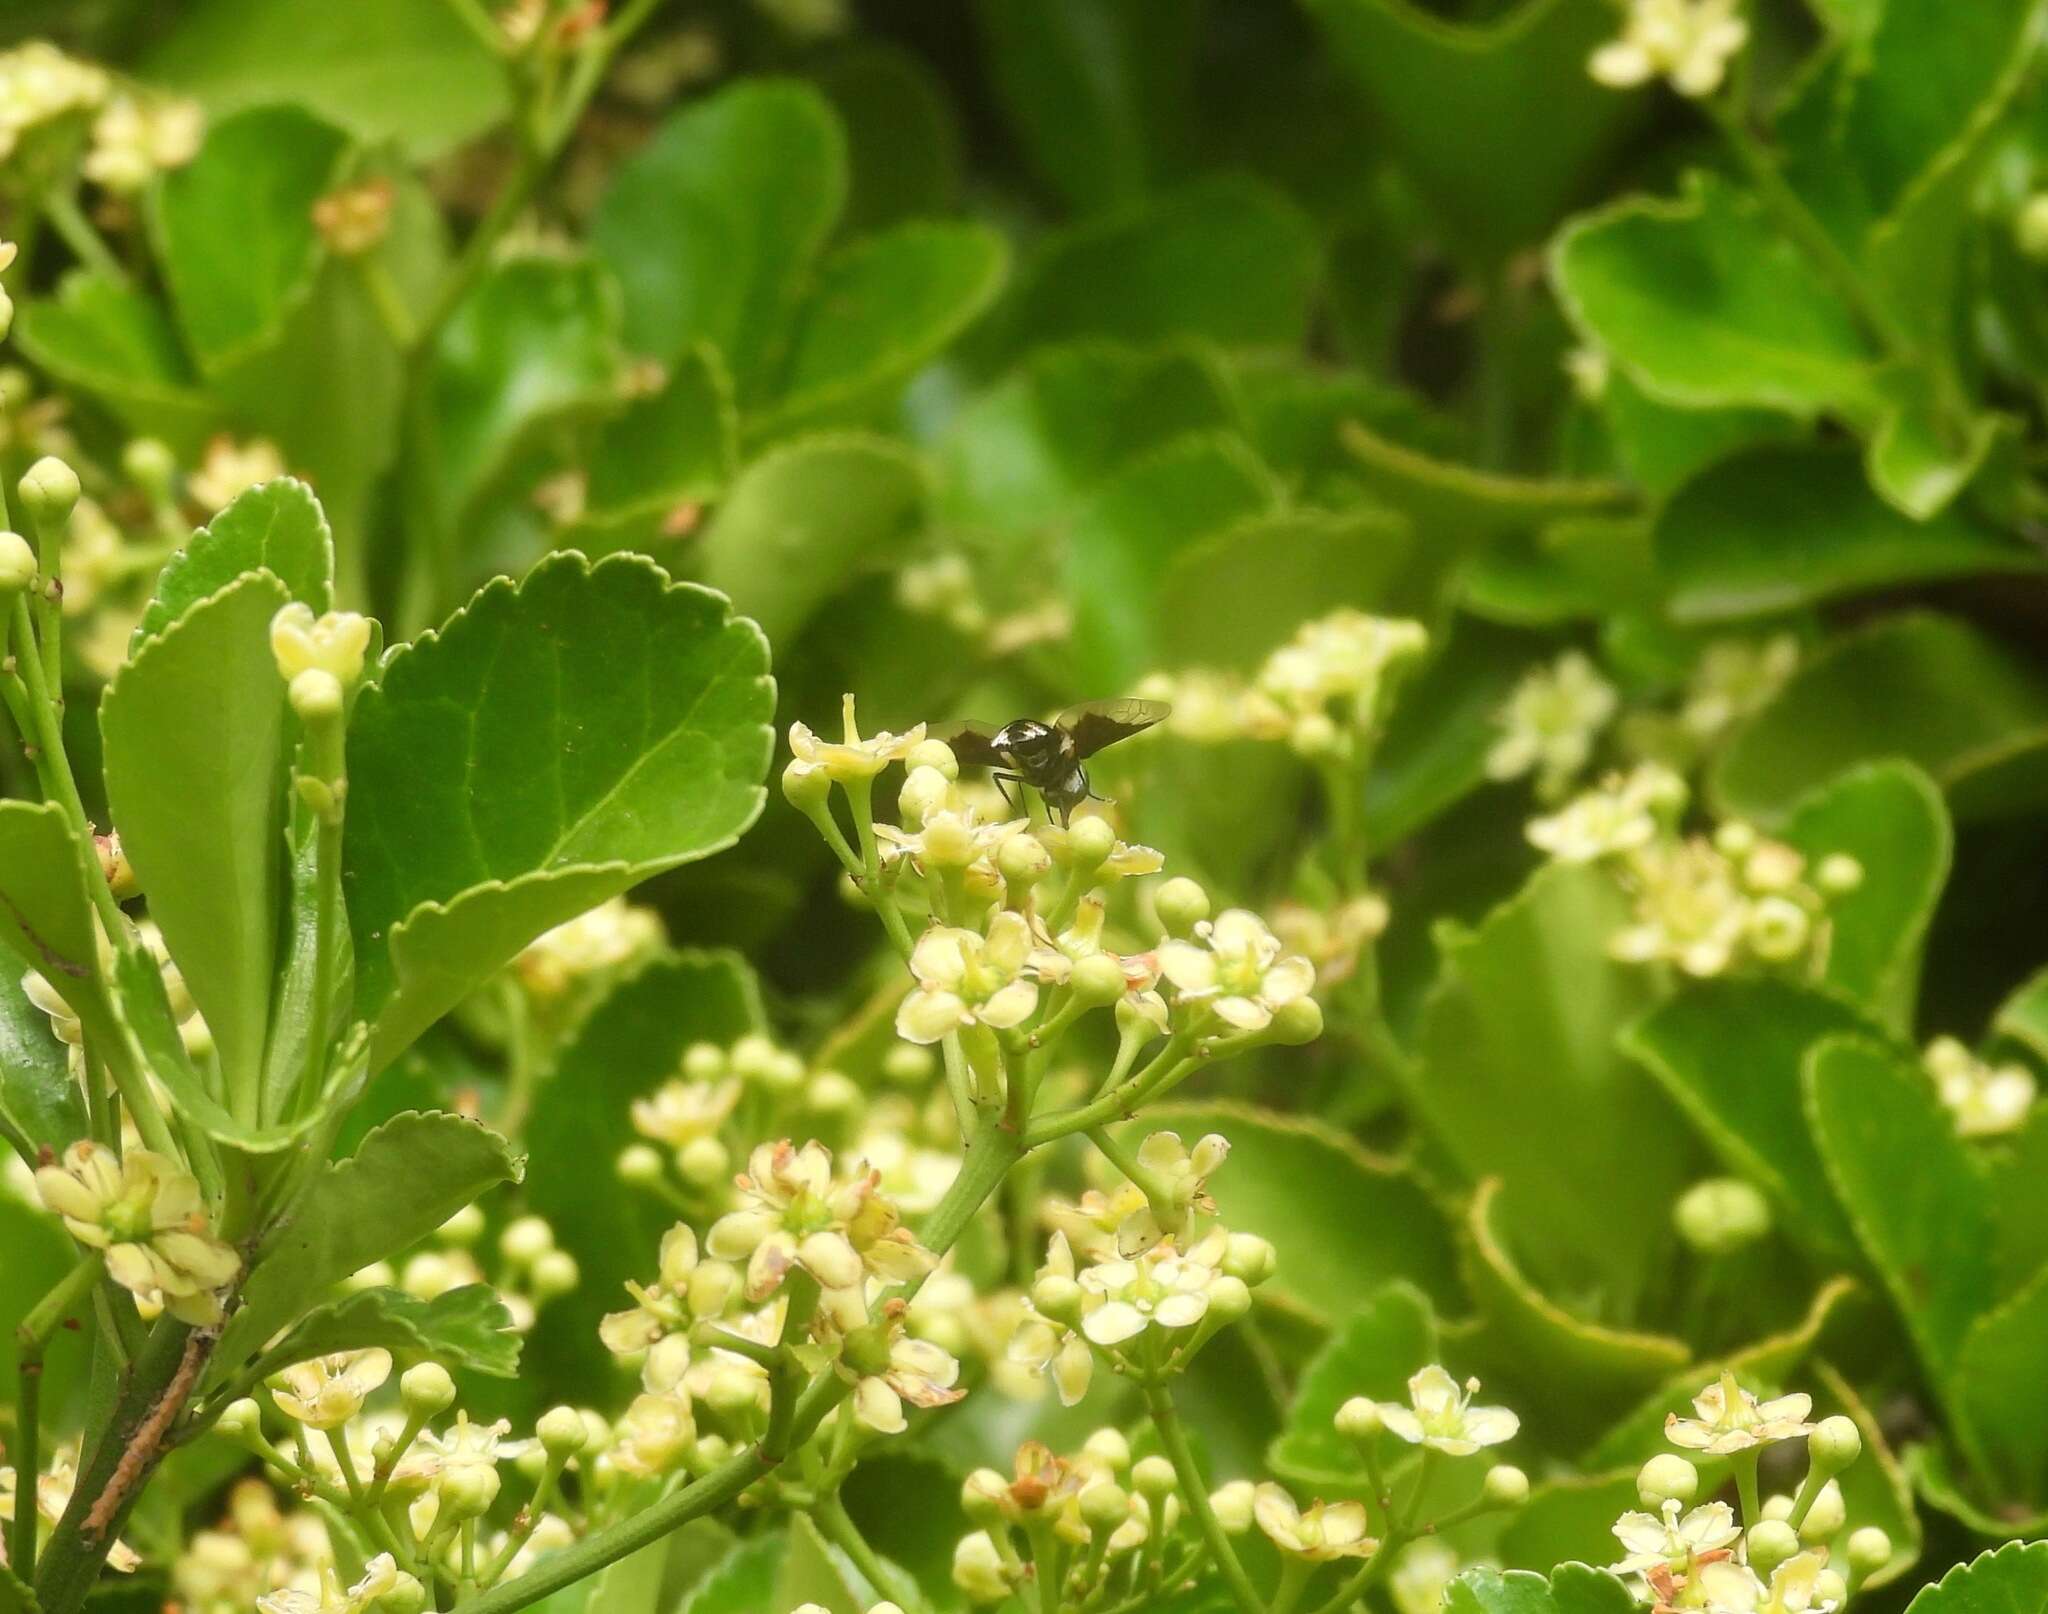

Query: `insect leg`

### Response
(992, 772, 1026, 815)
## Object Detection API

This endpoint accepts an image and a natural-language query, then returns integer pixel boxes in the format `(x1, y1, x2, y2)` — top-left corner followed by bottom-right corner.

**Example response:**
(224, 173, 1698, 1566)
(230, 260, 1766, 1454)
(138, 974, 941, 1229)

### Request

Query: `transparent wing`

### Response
(1058, 698, 1171, 760)
(927, 718, 1006, 769)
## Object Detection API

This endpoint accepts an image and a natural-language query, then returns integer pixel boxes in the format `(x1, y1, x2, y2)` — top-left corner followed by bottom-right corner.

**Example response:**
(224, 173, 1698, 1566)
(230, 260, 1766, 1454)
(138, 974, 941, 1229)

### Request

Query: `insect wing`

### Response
(927, 718, 1007, 768)
(1057, 698, 1171, 760)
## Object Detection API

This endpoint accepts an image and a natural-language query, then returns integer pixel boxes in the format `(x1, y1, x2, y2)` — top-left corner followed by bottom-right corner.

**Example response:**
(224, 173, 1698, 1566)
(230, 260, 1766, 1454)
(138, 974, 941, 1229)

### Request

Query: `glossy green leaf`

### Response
(245, 1283, 519, 1383)
(152, 104, 350, 371)
(138, 477, 334, 643)
(524, 952, 762, 1392)
(1554, 174, 1880, 419)
(1953, 1262, 2048, 1508)
(143, 0, 506, 158)
(1624, 978, 1874, 1262)
(1655, 445, 2041, 623)
(0, 1191, 84, 1433)
(1806, 1036, 1994, 1400)
(0, 964, 83, 1162)
(591, 80, 846, 381)
(1712, 614, 2048, 825)
(0, 803, 100, 997)
(1416, 862, 1681, 1301)
(1910, 1442, 2048, 1541)
(1465, 517, 1659, 628)
(102, 571, 291, 1111)
(1003, 177, 1320, 354)
(1269, 1282, 1437, 1485)
(1340, 420, 1634, 545)
(1599, 369, 1798, 498)
(1989, 1109, 2048, 1298)
(1449, 1565, 1636, 1614)
(1813, 1360, 1922, 1587)
(681, 1534, 787, 1614)
(807, 43, 962, 233)
(1497, 1471, 1640, 1574)
(1114, 1102, 1461, 1326)
(12, 271, 213, 447)
(696, 433, 926, 648)
(211, 1110, 522, 1387)
(771, 220, 1006, 424)
(1901, 1543, 2048, 1614)
(581, 344, 737, 529)
(1065, 433, 1277, 691)
(343, 555, 772, 1067)
(1993, 967, 2048, 1066)
(1306, 0, 1641, 264)
(1364, 620, 1535, 846)
(973, 0, 1198, 212)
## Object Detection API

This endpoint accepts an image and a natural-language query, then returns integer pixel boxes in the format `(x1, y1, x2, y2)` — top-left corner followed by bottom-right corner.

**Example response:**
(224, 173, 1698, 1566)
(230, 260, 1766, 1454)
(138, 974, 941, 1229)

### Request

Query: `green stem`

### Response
(496, 976, 537, 1137)
(1142, 1380, 1263, 1614)
(10, 1253, 104, 1579)
(1026, 1032, 1196, 1146)
(1731, 1448, 1761, 1527)
(39, 189, 127, 285)
(815, 1491, 920, 1609)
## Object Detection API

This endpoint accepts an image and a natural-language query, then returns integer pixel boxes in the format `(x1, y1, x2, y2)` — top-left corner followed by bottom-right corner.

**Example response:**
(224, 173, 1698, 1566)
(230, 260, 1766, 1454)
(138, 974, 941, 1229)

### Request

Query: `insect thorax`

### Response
(995, 719, 1073, 781)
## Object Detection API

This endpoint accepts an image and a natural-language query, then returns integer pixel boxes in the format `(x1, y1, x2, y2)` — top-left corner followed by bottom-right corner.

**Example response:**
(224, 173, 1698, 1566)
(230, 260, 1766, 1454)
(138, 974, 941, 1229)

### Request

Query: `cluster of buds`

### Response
(1589, 0, 1749, 98)
(1612, 1374, 1892, 1614)
(1527, 765, 1861, 978)
(514, 895, 664, 1004)
(1137, 609, 1428, 759)
(954, 1431, 1194, 1605)
(190, 435, 287, 515)
(172, 1478, 333, 1613)
(1922, 1036, 2037, 1140)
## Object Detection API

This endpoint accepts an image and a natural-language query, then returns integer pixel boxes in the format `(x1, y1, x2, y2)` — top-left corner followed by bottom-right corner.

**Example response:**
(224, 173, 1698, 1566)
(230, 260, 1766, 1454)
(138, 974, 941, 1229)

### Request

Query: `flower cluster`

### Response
(514, 895, 664, 1002)
(1488, 650, 1619, 799)
(1922, 1036, 2037, 1139)
(1590, 0, 1749, 98)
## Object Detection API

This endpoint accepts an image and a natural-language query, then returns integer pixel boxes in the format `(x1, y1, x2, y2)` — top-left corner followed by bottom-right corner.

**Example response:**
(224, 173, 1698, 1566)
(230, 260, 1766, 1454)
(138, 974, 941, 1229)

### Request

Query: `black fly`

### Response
(931, 699, 1170, 825)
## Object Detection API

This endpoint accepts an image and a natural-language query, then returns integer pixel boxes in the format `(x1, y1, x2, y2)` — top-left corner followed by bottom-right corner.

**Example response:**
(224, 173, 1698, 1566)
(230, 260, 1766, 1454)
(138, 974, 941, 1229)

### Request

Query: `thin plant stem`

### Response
(11, 1252, 105, 1579)
(1142, 1380, 1264, 1614)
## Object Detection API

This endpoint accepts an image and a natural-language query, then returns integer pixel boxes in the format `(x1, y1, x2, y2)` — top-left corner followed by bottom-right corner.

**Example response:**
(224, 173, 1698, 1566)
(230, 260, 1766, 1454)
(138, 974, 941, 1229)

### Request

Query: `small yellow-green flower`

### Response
(787, 693, 925, 785)
(35, 1140, 239, 1324)
(1158, 909, 1315, 1033)
(1253, 1483, 1376, 1561)
(267, 1349, 392, 1430)
(1375, 1365, 1519, 1455)
(1664, 1371, 1812, 1454)
(897, 912, 1041, 1044)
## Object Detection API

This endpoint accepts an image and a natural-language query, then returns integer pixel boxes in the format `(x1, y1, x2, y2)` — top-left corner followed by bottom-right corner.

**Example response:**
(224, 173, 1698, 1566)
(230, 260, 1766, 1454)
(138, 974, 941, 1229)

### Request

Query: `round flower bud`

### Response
(782, 758, 832, 812)
(1205, 1274, 1252, 1324)
(899, 765, 952, 828)
(1070, 952, 1129, 1007)
(1746, 895, 1811, 962)
(0, 530, 37, 596)
(438, 1203, 485, 1247)
(500, 1215, 554, 1266)
(1799, 1478, 1845, 1544)
(216, 1397, 262, 1440)
(19, 457, 80, 529)
(1289, 710, 1343, 758)
(702, 1361, 764, 1417)
(0, 286, 12, 344)
(1713, 820, 1758, 858)
(0, 370, 29, 412)
(691, 1434, 732, 1471)
(998, 831, 1053, 889)
(677, 1135, 731, 1187)
(906, 739, 960, 779)
(1210, 1479, 1256, 1535)
(687, 1260, 739, 1317)
(400, 1362, 456, 1417)
(1222, 1232, 1277, 1288)
(289, 669, 345, 723)
(538, 1405, 589, 1457)
(883, 1042, 933, 1086)
(2019, 193, 2048, 261)
(1814, 1570, 1848, 1607)
(1809, 1414, 1861, 1473)
(806, 1069, 862, 1116)
(1673, 1177, 1772, 1255)
(1065, 815, 1117, 868)
(1483, 1465, 1529, 1509)
(532, 1249, 580, 1299)
(1746, 1520, 1800, 1576)
(1637, 1453, 1698, 1508)
(682, 1042, 727, 1081)
(1154, 877, 1210, 938)
(617, 1143, 665, 1185)
(1817, 854, 1863, 894)
(438, 1461, 500, 1520)
(1267, 995, 1324, 1046)
(1131, 1456, 1176, 1500)
(1846, 1527, 1891, 1574)
(122, 437, 176, 498)
(1079, 1480, 1130, 1533)
(1335, 1397, 1384, 1442)
(1082, 1427, 1131, 1471)
(961, 1468, 1010, 1527)
(384, 1575, 431, 1614)
(1031, 1273, 1084, 1326)
(1761, 1495, 1794, 1522)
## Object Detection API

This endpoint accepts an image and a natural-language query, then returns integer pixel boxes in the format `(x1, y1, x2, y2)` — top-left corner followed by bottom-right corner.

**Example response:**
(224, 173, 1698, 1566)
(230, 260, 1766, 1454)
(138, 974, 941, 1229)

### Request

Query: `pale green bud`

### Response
(1762, 1495, 1794, 1522)
(0, 286, 12, 343)
(289, 668, 345, 723)
(1814, 1570, 1849, 1607)
(1154, 877, 1209, 938)
(500, 1215, 554, 1266)
(0, 530, 37, 595)
(883, 1043, 933, 1086)
(216, 1397, 262, 1440)
(1079, 1480, 1129, 1532)
(1637, 1453, 1697, 1507)
(1846, 1527, 1891, 1574)
(380, 1573, 429, 1614)
(122, 437, 175, 498)
(702, 1361, 763, 1416)
(617, 1143, 665, 1185)
(1268, 995, 1324, 1045)
(1335, 1397, 1383, 1441)
(438, 1203, 485, 1247)
(998, 831, 1053, 889)
(438, 1462, 499, 1520)
(532, 1249, 580, 1299)
(538, 1405, 588, 1457)
(1066, 815, 1117, 867)
(1483, 1464, 1529, 1509)
(1809, 1414, 1861, 1473)
(1673, 1177, 1772, 1254)
(400, 1362, 456, 1417)
(782, 757, 832, 812)
(682, 1041, 727, 1081)
(1816, 854, 1863, 894)
(1747, 1520, 1799, 1575)
(1070, 952, 1129, 1006)
(2019, 193, 2048, 261)
(1799, 1478, 1845, 1543)
(1031, 1273, 1084, 1326)
(906, 738, 959, 778)
(677, 1135, 730, 1187)
(1210, 1479, 1256, 1535)
(1222, 1232, 1277, 1287)
(1131, 1456, 1176, 1499)
(19, 456, 80, 529)
(0, 369, 30, 413)
(1205, 1274, 1252, 1324)
(961, 1467, 1009, 1526)
(1082, 1427, 1131, 1471)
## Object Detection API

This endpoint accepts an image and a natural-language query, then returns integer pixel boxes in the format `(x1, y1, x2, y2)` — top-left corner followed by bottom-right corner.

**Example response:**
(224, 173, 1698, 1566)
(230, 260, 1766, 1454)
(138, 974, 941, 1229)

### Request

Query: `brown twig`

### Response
(82, 1325, 214, 1540)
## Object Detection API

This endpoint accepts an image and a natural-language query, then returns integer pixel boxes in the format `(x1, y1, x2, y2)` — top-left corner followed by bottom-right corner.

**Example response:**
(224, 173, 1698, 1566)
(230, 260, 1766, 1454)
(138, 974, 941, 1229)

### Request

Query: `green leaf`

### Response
(1780, 762, 1950, 1024)
(0, 803, 105, 1001)
(1598, 369, 1798, 499)
(249, 1284, 520, 1383)
(1954, 1263, 2048, 1508)
(0, 1192, 84, 1432)
(1712, 613, 2048, 825)
(1553, 174, 1880, 420)
(695, 434, 927, 648)
(1994, 968, 2048, 1067)
(972, 0, 1198, 213)
(681, 1533, 787, 1614)
(1065, 433, 1278, 691)
(1989, 1109, 2048, 1297)
(343, 554, 773, 1068)
(806, 43, 963, 233)
(1814, 1360, 1922, 1587)
(1909, 1442, 2048, 1541)
(1113, 1102, 1461, 1327)
(1624, 979, 1874, 1262)
(1448, 1565, 1636, 1614)
(1462, 1177, 1689, 1444)
(1339, 420, 1634, 545)
(12, 271, 213, 447)
(102, 571, 291, 1112)
(151, 104, 351, 372)
(1465, 517, 1659, 628)
(1806, 1036, 1994, 1401)
(524, 953, 762, 1393)
(1654, 445, 2042, 623)
(591, 80, 846, 383)
(1497, 1471, 1640, 1574)
(1305, 0, 1642, 265)
(0, 963, 83, 1161)
(1003, 177, 1320, 354)
(769, 220, 1007, 429)
(1269, 1282, 1437, 1485)
(1364, 620, 1535, 846)
(838, 1449, 969, 1608)
(143, 0, 507, 158)
(581, 344, 737, 530)
(1416, 862, 1682, 1301)
(211, 1110, 521, 1388)
(138, 477, 335, 643)
(1901, 1543, 2048, 1614)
